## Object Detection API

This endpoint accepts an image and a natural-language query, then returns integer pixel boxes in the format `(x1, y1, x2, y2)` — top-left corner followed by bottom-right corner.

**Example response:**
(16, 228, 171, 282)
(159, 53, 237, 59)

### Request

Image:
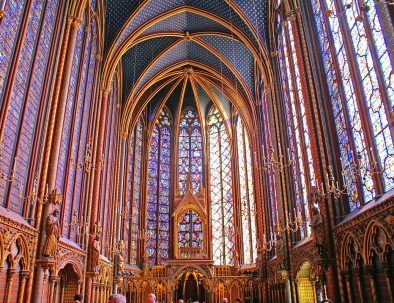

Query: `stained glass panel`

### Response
(72, 19, 97, 239)
(0, 0, 60, 212)
(146, 110, 171, 266)
(310, 0, 360, 207)
(208, 107, 234, 265)
(130, 119, 143, 264)
(178, 210, 203, 249)
(278, 25, 310, 238)
(261, 91, 278, 245)
(64, 21, 92, 238)
(178, 109, 203, 194)
(310, 0, 394, 207)
(288, 21, 316, 187)
(1, 0, 45, 212)
(236, 117, 256, 264)
(0, 0, 26, 105)
(339, 0, 393, 191)
(56, 16, 85, 193)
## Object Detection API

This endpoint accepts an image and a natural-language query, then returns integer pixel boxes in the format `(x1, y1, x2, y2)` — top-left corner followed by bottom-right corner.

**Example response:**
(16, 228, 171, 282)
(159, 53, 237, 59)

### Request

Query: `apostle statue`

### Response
(91, 233, 101, 272)
(42, 208, 60, 257)
(116, 240, 125, 275)
(311, 206, 325, 257)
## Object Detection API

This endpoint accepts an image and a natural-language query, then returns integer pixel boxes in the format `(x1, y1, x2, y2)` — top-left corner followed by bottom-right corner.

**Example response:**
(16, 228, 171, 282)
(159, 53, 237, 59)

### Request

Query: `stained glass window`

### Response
(178, 210, 203, 250)
(100, 78, 118, 255)
(0, 0, 60, 213)
(208, 106, 235, 265)
(52, 11, 100, 240)
(71, 18, 97, 241)
(146, 109, 171, 266)
(278, 16, 314, 238)
(0, 0, 26, 105)
(310, 0, 393, 209)
(63, 15, 95, 240)
(260, 90, 278, 254)
(56, 14, 85, 197)
(178, 109, 203, 195)
(236, 116, 257, 265)
(127, 117, 143, 264)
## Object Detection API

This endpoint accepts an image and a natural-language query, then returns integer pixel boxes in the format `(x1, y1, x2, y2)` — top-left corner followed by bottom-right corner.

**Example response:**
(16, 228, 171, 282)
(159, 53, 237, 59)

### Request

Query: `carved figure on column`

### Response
(42, 208, 60, 258)
(90, 224, 101, 272)
(116, 240, 125, 275)
(232, 247, 239, 269)
(311, 206, 326, 257)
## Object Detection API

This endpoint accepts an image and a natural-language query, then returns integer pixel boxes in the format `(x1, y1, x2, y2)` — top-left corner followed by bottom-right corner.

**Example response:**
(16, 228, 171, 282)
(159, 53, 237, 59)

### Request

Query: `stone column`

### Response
(4, 269, 16, 303)
(16, 271, 30, 303)
(85, 89, 110, 303)
(383, 263, 394, 302)
(365, 266, 378, 303)
(32, 16, 81, 303)
(342, 270, 353, 303)
(47, 275, 58, 303)
(353, 268, 364, 303)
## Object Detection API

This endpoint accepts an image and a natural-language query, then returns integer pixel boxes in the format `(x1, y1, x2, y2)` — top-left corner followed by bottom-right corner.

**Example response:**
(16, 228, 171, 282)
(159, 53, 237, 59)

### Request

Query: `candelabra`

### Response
(257, 231, 276, 252)
(261, 145, 293, 173)
(340, 151, 392, 195)
(70, 141, 104, 172)
(274, 208, 308, 234)
(316, 166, 347, 199)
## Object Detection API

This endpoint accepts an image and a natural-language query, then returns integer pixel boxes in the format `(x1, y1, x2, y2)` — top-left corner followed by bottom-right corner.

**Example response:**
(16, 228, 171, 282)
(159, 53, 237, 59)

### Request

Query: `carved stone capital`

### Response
(49, 275, 59, 284)
(71, 17, 82, 28)
(21, 270, 31, 280)
(7, 268, 16, 280)
(101, 88, 111, 96)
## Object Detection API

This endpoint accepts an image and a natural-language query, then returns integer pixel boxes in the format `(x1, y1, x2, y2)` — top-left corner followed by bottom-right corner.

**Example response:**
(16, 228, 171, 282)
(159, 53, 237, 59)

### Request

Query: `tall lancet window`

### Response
(178, 109, 203, 195)
(146, 109, 171, 266)
(0, 0, 61, 213)
(310, 0, 393, 210)
(127, 117, 143, 264)
(208, 106, 235, 265)
(236, 116, 257, 265)
(278, 15, 316, 238)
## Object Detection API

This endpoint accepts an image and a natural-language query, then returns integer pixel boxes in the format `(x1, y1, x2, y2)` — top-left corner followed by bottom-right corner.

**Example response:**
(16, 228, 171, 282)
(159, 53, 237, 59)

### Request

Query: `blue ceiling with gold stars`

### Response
(133, 39, 248, 100)
(122, 36, 179, 100)
(105, 0, 267, 50)
(105, 0, 268, 107)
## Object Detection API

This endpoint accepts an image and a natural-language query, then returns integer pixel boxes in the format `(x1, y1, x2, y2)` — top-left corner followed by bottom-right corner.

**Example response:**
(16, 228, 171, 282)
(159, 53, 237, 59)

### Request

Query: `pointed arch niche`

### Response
(173, 180, 208, 259)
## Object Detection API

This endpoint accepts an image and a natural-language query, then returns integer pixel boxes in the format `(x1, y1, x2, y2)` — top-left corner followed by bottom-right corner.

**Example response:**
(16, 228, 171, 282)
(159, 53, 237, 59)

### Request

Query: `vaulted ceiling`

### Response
(103, 0, 270, 132)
